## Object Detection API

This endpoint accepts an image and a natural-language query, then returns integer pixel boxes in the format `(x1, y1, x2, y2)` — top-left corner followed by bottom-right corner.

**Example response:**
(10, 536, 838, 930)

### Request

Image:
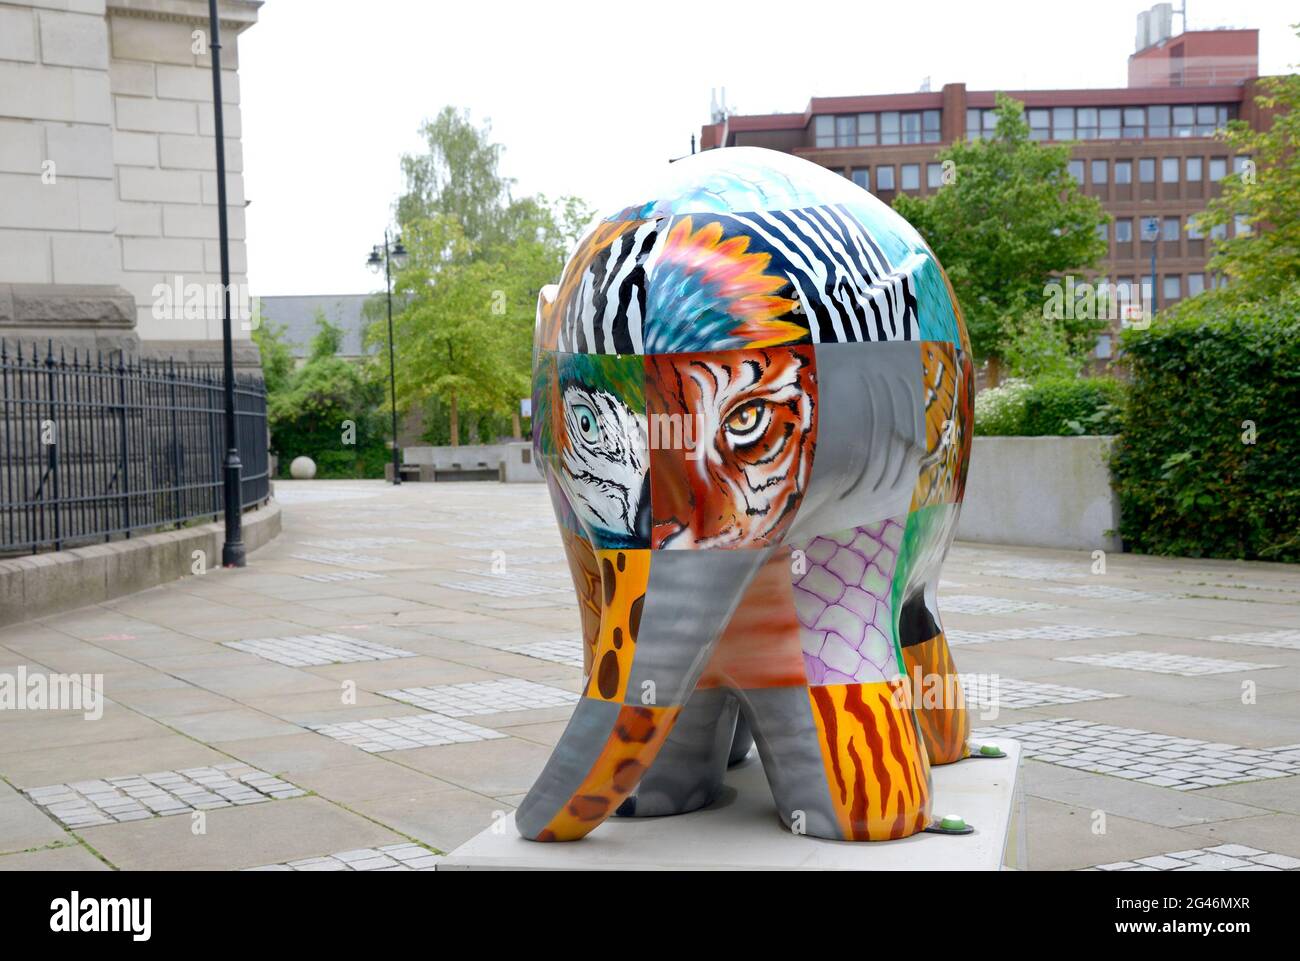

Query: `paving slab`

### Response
(0, 844, 110, 871)
(76, 795, 405, 870)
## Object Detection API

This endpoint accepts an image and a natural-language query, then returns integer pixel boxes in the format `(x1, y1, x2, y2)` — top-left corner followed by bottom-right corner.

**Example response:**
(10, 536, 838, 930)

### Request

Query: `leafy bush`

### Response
(1111, 290, 1300, 561)
(264, 317, 390, 479)
(975, 376, 1124, 436)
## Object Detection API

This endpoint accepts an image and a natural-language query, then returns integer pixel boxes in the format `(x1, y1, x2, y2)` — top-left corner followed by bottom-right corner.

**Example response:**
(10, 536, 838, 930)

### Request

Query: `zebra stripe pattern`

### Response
(553, 205, 922, 355)
(725, 204, 920, 344)
(555, 220, 662, 355)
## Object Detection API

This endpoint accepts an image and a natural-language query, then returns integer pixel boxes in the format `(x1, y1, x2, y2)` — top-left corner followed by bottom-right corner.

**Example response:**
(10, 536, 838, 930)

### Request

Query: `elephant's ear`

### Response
(535, 283, 560, 350)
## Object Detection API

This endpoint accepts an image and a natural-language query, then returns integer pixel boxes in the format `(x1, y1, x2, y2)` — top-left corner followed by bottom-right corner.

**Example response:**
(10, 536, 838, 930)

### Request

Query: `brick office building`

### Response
(699, 25, 1272, 359)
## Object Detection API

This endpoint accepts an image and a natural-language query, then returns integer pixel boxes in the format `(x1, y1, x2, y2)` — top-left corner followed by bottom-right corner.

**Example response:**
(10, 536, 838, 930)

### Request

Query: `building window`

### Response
(876, 165, 895, 191)
(1161, 157, 1179, 183)
(1232, 155, 1251, 178)
(1116, 218, 1133, 242)
(1187, 273, 1205, 296)
(1139, 158, 1156, 183)
(836, 115, 856, 147)
(1186, 156, 1203, 181)
(814, 115, 834, 148)
(901, 163, 920, 190)
(923, 109, 941, 143)
(1148, 104, 1171, 137)
(1028, 109, 1050, 141)
(1091, 159, 1108, 183)
(1100, 108, 1121, 138)
(1123, 107, 1145, 137)
(1096, 222, 1109, 242)
(881, 111, 900, 145)
(1173, 105, 1195, 137)
(1209, 157, 1227, 180)
(901, 111, 922, 144)
(1162, 216, 1180, 241)
(857, 113, 877, 146)
(1163, 275, 1181, 301)
(1210, 222, 1227, 241)
(982, 109, 997, 139)
(1095, 334, 1113, 359)
(926, 162, 944, 188)
(1196, 105, 1218, 137)
(1187, 217, 1205, 239)
(1068, 159, 1084, 184)
(1077, 107, 1098, 140)
(851, 167, 871, 191)
(966, 108, 981, 141)
(1053, 106, 1075, 140)
(1115, 160, 1133, 184)
(1234, 214, 1252, 236)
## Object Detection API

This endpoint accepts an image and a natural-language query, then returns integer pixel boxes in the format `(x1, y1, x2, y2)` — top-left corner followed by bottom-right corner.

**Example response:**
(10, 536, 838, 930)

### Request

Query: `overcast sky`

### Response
(239, 0, 1298, 297)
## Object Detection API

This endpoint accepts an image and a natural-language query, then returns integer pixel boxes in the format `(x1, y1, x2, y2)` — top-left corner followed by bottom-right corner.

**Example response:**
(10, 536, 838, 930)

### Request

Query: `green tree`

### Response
(893, 93, 1109, 379)
(380, 108, 592, 446)
(267, 313, 388, 478)
(1193, 36, 1300, 301)
(251, 312, 294, 395)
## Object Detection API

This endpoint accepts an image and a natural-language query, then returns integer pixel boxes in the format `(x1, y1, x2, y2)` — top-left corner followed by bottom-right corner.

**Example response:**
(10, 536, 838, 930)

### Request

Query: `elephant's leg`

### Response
(614, 688, 738, 817)
(739, 681, 932, 841)
(516, 549, 769, 842)
(896, 343, 976, 765)
(727, 711, 754, 767)
(897, 503, 970, 765)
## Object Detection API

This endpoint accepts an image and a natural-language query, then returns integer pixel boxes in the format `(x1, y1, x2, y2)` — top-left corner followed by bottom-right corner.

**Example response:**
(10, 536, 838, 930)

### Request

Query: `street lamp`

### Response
(368, 231, 408, 485)
(205, 0, 243, 567)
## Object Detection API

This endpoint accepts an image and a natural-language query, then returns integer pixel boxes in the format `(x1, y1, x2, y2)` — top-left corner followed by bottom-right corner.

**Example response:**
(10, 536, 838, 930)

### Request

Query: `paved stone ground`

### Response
(1, 480, 1298, 870)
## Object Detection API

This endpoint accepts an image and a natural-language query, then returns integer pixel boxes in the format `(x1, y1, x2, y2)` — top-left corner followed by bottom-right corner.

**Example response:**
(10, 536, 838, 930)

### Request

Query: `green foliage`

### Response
(383, 107, 592, 445)
(1192, 36, 1300, 301)
(251, 315, 294, 396)
(266, 314, 389, 479)
(893, 93, 1109, 363)
(1112, 288, 1300, 561)
(1002, 311, 1085, 380)
(975, 376, 1124, 437)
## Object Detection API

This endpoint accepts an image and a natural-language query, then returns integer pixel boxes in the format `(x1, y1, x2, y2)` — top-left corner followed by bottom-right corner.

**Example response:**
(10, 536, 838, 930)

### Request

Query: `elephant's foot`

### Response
(614, 689, 738, 818)
(901, 630, 970, 765)
(739, 680, 932, 841)
(515, 699, 680, 841)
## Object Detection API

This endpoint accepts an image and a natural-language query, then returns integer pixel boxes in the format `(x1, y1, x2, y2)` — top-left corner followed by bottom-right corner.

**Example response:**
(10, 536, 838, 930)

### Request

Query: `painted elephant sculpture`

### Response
(521, 147, 974, 843)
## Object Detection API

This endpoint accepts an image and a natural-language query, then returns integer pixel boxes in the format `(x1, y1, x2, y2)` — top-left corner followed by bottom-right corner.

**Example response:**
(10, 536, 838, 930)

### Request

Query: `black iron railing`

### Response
(0, 340, 270, 554)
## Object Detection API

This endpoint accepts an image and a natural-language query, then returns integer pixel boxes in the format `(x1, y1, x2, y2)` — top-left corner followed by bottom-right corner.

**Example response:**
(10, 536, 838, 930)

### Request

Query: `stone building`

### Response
(0, 0, 260, 366)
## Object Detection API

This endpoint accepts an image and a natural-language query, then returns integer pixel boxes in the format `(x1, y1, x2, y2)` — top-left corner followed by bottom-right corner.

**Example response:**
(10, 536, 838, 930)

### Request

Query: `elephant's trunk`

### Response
(516, 547, 771, 841)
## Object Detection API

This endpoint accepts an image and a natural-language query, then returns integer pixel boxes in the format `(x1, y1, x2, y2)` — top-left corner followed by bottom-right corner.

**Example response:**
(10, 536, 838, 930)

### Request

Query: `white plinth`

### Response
(438, 739, 1022, 870)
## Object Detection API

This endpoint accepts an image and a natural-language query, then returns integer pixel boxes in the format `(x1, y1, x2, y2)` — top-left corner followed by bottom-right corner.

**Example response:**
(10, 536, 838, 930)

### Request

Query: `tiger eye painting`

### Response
(522, 147, 976, 844)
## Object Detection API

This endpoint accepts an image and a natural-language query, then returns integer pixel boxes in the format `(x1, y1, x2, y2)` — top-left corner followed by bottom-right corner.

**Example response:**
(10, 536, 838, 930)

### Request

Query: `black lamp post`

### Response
(206, 0, 243, 567)
(367, 232, 408, 485)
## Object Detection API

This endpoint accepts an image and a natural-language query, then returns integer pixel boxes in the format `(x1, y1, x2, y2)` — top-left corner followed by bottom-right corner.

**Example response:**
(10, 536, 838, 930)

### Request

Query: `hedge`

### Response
(1111, 296, 1300, 561)
(974, 376, 1125, 437)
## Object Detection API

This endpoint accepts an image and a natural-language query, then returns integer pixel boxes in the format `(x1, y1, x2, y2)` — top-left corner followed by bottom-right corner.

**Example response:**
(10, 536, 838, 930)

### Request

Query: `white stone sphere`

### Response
(289, 456, 317, 480)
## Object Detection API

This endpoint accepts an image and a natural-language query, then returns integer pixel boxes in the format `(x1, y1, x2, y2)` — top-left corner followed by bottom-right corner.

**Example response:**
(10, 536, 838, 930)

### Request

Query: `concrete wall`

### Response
(0, 498, 279, 626)
(0, 0, 259, 346)
(956, 436, 1121, 552)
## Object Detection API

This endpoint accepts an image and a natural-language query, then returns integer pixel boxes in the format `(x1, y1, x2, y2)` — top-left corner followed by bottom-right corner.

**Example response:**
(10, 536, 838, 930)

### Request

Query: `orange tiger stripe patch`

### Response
(808, 680, 932, 840)
(903, 631, 971, 765)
